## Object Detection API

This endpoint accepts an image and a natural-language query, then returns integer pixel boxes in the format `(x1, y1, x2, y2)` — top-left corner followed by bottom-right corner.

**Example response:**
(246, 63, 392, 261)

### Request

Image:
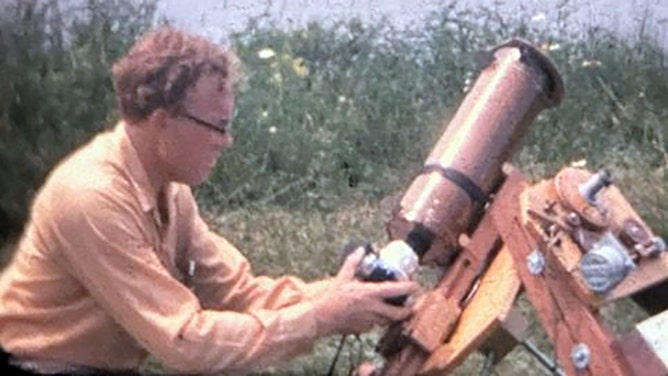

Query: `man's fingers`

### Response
(339, 247, 365, 280)
(372, 281, 421, 298)
(382, 304, 414, 322)
(355, 362, 379, 376)
(371, 304, 413, 324)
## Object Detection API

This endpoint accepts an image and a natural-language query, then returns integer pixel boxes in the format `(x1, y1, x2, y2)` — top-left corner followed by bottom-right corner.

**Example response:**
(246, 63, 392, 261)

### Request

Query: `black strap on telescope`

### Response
(422, 164, 489, 205)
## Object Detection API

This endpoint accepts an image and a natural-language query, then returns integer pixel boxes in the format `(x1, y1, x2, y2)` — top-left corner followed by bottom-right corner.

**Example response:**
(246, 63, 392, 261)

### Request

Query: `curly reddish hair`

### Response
(112, 26, 241, 123)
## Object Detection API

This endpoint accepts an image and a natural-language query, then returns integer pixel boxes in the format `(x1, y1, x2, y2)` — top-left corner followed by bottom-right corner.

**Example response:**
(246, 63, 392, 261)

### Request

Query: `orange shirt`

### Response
(0, 122, 331, 373)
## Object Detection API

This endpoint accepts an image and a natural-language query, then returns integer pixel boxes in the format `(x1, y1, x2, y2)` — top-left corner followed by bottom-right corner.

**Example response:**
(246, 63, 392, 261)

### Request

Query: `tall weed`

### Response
(0, 0, 156, 241)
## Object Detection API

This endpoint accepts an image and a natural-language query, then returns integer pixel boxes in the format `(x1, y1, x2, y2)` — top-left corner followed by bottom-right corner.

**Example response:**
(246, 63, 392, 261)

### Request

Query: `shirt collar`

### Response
(113, 121, 159, 213)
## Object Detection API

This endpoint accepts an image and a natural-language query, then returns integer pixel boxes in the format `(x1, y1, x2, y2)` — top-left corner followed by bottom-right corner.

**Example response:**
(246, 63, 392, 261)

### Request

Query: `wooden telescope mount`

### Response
(376, 164, 668, 376)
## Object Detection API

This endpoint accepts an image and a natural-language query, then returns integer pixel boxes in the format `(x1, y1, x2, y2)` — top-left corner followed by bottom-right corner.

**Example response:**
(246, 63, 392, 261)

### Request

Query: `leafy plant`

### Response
(0, 0, 157, 243)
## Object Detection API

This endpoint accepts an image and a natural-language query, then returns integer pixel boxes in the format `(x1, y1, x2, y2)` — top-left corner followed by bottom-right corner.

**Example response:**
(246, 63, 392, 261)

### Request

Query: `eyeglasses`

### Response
(180, 111, 232, 136)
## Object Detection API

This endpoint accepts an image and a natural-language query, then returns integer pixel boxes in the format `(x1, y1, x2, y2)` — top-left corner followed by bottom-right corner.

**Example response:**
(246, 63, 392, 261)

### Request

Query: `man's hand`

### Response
(313, 248, 420, 336)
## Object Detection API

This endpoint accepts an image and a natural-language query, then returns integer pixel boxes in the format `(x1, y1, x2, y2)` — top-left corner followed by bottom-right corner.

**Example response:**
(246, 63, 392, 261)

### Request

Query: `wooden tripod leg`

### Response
(494, 177, 633, 376)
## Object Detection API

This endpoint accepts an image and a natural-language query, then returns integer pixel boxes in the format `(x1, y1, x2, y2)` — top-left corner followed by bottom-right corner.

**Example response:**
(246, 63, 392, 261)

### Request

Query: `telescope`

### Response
(355, 39, 668, 375)
(354, 38, 562, 283)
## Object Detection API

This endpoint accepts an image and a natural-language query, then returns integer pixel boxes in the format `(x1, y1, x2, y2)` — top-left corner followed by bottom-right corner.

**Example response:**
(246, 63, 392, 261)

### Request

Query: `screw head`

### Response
(567, 212, 581, 227)
(652, 237, 666, 253)
(571, 343, 590, 370)
(527, 250, 545, 275)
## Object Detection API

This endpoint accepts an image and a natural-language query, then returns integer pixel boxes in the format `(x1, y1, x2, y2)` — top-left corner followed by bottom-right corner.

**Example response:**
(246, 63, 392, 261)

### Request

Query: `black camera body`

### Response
(342, 225, 435, 305)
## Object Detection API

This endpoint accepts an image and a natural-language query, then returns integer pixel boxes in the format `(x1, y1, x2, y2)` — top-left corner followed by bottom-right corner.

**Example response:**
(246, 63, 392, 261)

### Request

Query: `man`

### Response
(0, 27, 418, 375)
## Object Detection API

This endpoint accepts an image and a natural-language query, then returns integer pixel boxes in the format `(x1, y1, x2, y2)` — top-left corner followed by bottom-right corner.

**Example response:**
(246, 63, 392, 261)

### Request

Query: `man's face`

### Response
(160, 73, 235, 186)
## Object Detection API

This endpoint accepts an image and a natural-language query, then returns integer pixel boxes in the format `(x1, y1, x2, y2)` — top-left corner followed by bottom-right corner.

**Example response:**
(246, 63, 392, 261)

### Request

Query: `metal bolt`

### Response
(527, 250, 545, 275)
(548, 224, 559, 235)
(622, 218, 650, 245)
(579, 169, 612, 203)
(652, 237, 666, 253)
(645, 237, 667, 257)
(566, 212, 581, 227)
(571, 343, 590, 370)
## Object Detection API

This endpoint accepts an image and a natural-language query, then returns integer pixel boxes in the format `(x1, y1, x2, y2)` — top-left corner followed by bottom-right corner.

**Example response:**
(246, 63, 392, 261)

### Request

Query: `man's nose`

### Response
(211, 131, 233, 149)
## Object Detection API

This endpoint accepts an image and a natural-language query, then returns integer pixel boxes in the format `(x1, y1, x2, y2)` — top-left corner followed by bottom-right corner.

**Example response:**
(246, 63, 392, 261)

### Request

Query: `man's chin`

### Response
(189, 175, 210, 187)
(174, 171, 211, 187)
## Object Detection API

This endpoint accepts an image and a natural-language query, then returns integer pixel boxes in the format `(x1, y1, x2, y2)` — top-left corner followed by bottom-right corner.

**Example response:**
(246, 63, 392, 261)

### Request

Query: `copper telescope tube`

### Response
(387, 39, 564, 263)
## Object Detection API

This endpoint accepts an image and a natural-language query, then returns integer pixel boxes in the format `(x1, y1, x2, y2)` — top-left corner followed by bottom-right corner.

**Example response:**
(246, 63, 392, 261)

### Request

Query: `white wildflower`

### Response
(531, 13, 546, 23)
(258, 48, 276, 59)
(291, 57, 309, 76)
(571, 159, 587, 168)
(581, 59, 602, 68)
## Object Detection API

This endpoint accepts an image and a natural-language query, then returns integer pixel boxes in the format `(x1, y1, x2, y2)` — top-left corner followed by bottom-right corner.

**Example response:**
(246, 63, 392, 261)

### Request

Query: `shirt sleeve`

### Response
(50, 186, 326, 374)
(176, 187, 333, 313)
